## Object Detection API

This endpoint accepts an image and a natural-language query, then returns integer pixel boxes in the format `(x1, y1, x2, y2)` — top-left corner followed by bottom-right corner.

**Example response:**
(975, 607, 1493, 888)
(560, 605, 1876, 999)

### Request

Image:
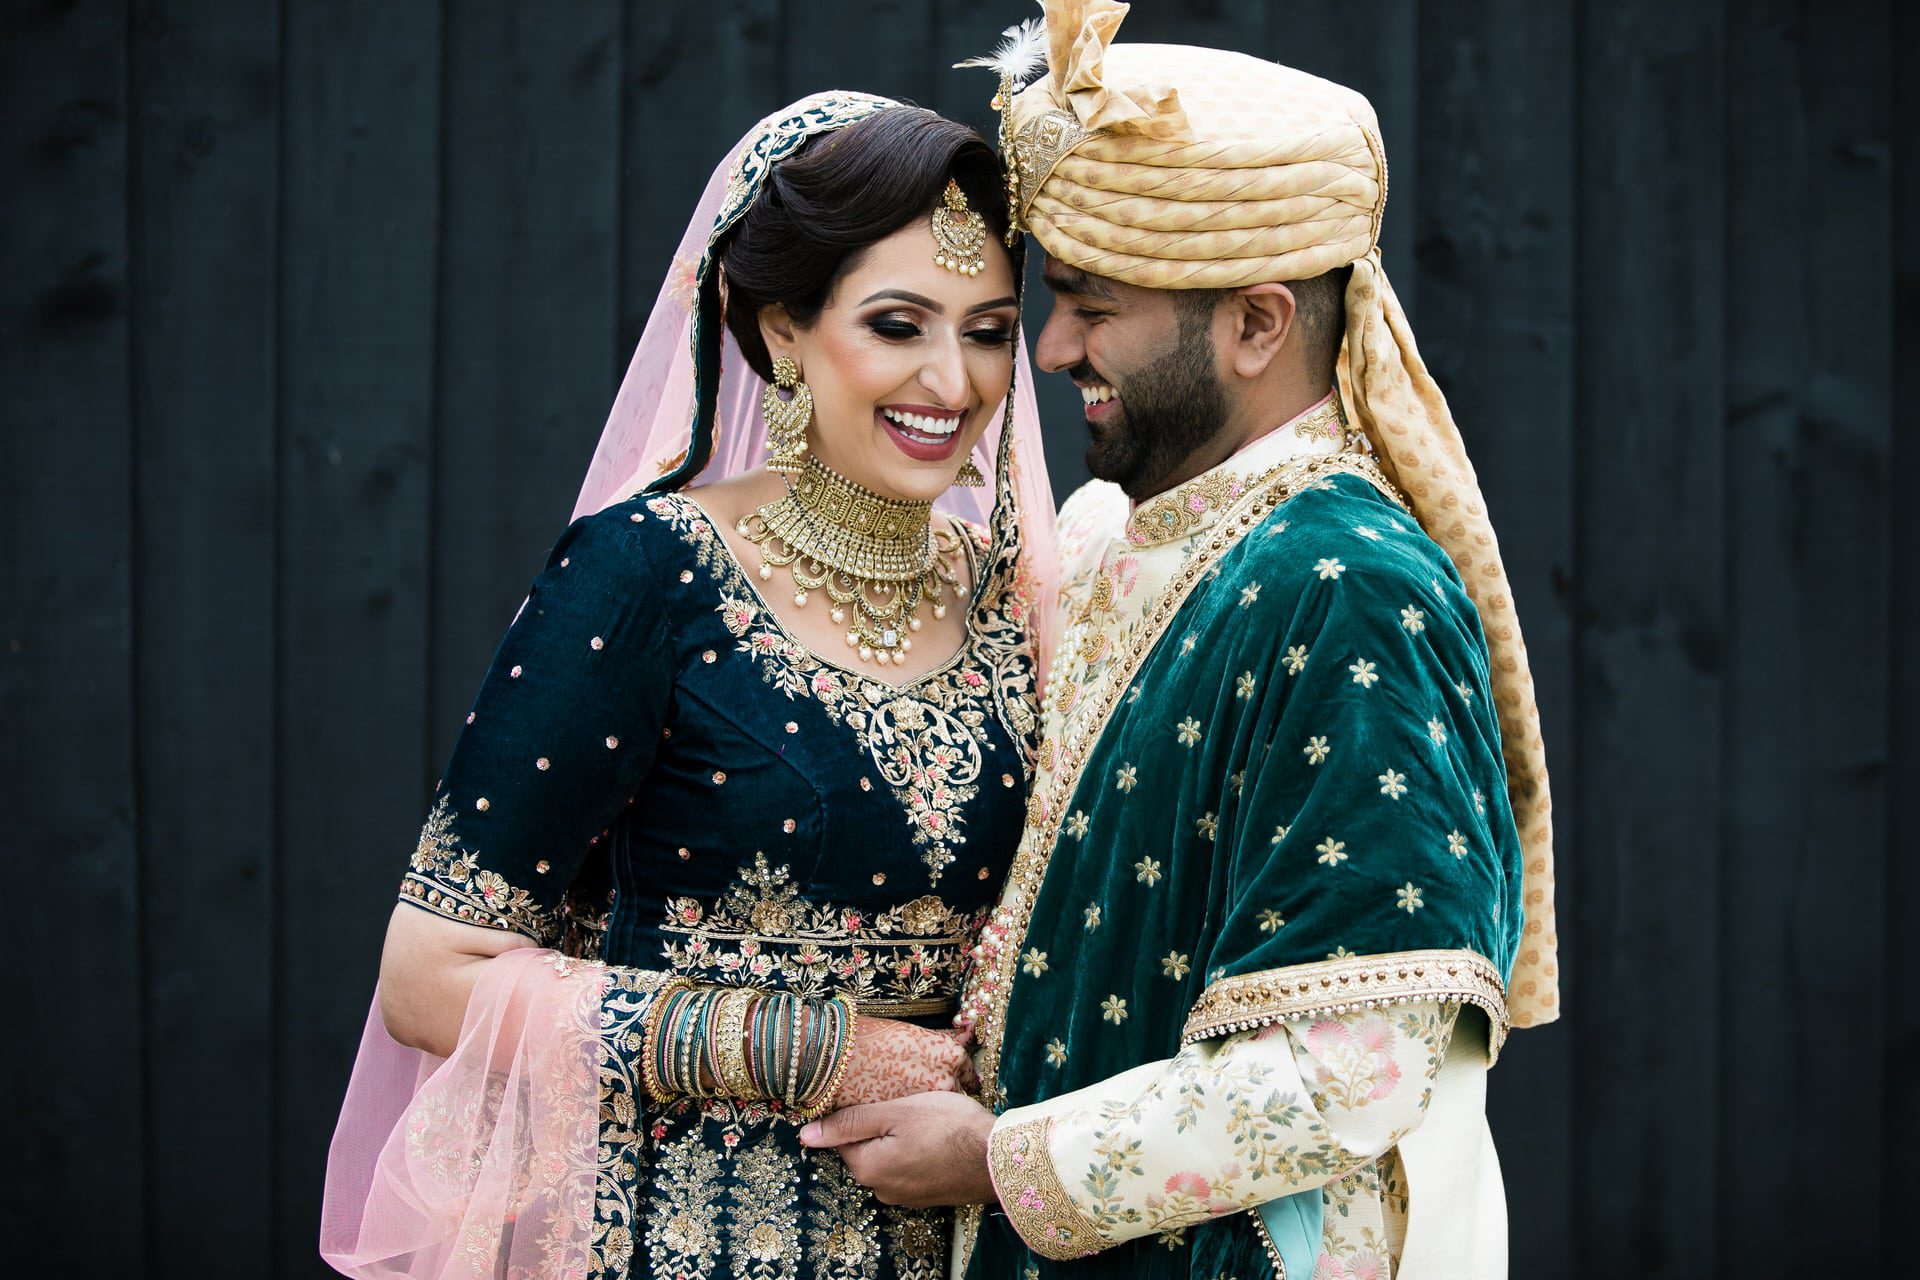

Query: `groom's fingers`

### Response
(799, 1101, 893, 1148)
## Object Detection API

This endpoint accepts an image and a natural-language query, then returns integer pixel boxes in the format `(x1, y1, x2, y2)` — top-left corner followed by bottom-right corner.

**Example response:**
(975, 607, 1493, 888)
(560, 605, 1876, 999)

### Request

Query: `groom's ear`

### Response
(1221, 283, 1297, 380)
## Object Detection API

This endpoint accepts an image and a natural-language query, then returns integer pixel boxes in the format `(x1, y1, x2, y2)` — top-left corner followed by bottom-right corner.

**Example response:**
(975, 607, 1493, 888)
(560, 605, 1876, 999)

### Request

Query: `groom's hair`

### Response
(719, 108, 1011, 381)
(1173, 265, 1351, 380)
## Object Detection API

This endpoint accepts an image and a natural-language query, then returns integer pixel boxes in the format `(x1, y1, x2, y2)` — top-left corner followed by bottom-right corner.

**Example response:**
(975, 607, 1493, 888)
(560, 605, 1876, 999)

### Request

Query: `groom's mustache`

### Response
(1065, 361, 1113, 389)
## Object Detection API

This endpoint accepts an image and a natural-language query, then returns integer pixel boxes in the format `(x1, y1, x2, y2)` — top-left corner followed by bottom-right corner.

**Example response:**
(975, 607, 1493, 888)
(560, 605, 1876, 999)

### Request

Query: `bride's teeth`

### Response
(883, 408, 960, 437)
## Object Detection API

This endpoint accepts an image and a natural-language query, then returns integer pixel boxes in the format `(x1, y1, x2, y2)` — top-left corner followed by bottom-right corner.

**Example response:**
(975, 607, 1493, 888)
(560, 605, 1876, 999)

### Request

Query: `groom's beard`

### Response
(1079, 320, 1230, 501)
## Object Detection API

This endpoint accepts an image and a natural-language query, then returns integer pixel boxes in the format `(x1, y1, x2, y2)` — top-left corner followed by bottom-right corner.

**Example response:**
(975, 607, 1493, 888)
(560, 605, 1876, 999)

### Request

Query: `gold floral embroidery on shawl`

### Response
(1183, 948, 1509, 1061)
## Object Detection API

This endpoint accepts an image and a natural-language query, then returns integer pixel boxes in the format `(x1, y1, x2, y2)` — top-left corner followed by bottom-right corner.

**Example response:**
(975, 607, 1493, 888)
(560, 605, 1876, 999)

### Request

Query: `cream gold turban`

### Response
(993, 0, 1560, 1029)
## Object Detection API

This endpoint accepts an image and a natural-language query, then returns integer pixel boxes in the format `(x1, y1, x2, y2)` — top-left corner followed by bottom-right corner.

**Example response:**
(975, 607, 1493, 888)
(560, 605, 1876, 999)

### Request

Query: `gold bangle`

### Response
(714, 989, 758, 1100)
(640, 978, 695, 1105)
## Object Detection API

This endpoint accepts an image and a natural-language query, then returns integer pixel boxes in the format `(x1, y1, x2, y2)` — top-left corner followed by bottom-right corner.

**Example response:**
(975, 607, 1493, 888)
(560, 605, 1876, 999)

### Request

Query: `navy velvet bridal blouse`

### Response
(396, 489, 1038, 1278)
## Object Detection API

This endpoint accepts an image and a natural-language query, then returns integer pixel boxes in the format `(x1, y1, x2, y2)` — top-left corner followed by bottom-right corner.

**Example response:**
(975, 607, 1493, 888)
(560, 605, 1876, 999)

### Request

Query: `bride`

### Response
(321, 92, 1057, 1279)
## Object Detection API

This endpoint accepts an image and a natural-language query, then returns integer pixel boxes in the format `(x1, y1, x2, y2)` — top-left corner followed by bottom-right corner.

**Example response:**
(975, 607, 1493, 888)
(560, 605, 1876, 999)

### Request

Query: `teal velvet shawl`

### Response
(966, 471, 1523, 1279)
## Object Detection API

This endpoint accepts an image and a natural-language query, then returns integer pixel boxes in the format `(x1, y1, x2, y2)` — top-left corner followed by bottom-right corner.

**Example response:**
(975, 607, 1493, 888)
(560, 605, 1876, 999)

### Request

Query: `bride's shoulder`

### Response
(560, 490, 708, 585)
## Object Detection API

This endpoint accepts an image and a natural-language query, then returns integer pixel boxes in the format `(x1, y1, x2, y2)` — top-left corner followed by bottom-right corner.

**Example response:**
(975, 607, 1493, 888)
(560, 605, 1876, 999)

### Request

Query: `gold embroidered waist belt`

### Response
(856, 995, 958, 1019)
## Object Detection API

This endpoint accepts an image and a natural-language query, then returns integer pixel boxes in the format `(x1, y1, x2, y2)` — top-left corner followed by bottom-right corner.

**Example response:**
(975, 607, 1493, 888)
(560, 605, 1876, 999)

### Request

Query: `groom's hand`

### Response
(798, 1091, 997, 1208)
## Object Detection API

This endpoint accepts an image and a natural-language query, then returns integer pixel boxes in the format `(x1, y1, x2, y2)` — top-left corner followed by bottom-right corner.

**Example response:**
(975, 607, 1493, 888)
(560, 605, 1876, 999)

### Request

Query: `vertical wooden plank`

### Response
(1572, 2, 1726, 1275)
(779, 0, 934, 106)
(274, 2, 441, 1272)
(1718, 0, 1891, 1271)
(617, 0, 779, 373)
(1269, 0, 1419, 320)
(1409, 5, 1577, 1276)
(126, 0, 280, 1268)
(0, 2, 143, 1264)
(1886, 0, 1920, 1261)
(429, 0, 623, 766)
(1717, 7, 1810, 1267)
(1112, 1, 1269, 57)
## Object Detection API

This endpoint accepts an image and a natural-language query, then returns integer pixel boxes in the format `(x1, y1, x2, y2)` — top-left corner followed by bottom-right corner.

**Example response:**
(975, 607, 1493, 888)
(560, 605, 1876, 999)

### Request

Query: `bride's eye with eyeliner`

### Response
(966, 326, 1014, 347)
(867, 314, 922, 340)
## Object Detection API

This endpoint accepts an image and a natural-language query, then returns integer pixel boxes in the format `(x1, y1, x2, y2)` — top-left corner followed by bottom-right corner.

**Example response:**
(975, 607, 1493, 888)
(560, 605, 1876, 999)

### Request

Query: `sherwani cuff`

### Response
(987, 1106, 1107, 1260)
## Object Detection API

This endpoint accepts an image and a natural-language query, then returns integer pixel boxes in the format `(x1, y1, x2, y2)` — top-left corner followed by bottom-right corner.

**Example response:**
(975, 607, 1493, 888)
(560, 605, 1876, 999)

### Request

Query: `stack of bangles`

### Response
(640, 980, 858, 1121)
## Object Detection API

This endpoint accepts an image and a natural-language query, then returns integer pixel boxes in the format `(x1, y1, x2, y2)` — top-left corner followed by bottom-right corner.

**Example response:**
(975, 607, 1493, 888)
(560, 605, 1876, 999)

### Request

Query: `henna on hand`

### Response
(832, 1018, 979, 1108)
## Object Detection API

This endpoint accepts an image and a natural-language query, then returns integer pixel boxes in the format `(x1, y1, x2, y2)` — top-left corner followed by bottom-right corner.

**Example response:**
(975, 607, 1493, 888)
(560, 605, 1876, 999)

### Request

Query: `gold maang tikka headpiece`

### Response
(931, 180, 988, 276)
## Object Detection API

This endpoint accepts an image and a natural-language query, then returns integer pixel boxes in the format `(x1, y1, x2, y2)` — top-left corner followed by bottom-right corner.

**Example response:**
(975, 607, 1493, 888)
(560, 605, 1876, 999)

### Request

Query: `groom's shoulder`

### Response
(1056, 479, 1131, 564)
(1235, 472, 1453, 589)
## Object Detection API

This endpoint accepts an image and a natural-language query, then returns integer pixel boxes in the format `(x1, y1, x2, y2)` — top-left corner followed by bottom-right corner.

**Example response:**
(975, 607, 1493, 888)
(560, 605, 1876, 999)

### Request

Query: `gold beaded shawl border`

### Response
(970, 452, 1406, 1109)
(1181, 948, 1510, 1064)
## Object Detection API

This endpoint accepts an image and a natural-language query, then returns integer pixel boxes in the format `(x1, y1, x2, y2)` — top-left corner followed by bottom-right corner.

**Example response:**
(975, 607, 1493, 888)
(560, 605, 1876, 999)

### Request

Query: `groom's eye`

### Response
(1073, 307, 1109, 323)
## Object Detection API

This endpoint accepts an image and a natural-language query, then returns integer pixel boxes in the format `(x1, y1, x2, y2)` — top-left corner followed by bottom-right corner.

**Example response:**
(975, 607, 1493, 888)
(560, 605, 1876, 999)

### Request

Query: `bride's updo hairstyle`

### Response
(719, 107, 1012, 381)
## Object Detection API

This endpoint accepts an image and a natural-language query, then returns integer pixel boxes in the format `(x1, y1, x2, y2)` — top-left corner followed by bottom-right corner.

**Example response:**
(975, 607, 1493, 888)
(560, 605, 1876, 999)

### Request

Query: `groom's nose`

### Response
(1033, 298, 1083, 374)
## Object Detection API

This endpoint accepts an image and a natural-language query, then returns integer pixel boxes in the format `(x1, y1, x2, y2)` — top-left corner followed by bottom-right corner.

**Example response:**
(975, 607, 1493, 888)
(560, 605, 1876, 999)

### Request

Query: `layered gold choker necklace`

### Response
(737, 458, 961, 667)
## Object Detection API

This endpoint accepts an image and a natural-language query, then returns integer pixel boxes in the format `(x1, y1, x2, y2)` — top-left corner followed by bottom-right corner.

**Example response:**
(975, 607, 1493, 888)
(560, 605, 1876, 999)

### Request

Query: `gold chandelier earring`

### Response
(762, 356, 813, 476)
(955, 454, 985, 487)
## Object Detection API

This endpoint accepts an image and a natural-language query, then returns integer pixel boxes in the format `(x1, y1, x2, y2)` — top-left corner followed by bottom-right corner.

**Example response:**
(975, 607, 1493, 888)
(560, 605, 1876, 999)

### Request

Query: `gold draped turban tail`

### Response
(1004, 0, 1559, 1028)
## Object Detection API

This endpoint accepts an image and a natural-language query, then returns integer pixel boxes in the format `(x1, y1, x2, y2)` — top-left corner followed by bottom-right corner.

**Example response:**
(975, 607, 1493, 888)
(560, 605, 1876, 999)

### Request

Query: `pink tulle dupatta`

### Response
(321, 951, 609, 1279)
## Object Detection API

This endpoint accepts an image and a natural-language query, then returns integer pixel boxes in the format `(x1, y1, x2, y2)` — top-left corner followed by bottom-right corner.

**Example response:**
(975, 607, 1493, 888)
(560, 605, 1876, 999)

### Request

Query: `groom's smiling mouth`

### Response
(1075, 377, 1121, 424)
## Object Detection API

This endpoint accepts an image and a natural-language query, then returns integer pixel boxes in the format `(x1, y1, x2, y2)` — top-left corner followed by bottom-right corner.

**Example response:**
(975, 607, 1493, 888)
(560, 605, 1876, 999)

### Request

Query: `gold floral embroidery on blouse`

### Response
(650, 493, 1036, 884)
(661, 852, 982, 1016)
(401, 795, 559, 945)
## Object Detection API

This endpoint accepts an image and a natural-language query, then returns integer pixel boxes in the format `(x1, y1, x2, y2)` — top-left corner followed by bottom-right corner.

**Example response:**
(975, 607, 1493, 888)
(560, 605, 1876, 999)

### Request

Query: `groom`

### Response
(801, 5, 1559, 1277)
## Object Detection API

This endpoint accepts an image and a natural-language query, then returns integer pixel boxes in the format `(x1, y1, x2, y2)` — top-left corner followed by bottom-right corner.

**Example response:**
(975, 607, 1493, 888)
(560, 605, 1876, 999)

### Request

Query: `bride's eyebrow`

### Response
(855, 289, 1018, 315)
(858, 289, 942, 310)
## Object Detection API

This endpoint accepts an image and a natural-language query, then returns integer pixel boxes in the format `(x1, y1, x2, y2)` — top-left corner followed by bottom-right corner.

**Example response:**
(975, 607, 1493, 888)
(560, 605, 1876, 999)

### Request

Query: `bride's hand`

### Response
(830, 1018, 978, 1108)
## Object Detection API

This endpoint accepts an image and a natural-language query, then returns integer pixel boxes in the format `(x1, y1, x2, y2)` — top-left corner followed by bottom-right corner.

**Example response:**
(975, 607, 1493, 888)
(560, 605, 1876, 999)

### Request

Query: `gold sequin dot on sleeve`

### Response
(509, 665, 523, 678)
(476, 797, 490, 812)
(712, 771, 727, 785)
(678, 847, 691, 860)
(466, 713, 475, 724)
(605, 736, 619, 749)
(702, 650, 717, 664)
(679, 570, 693, 583)
(536, 757, 550, 771)
(873, 873, 887, 886)
(1002, 773, 1015, 787)
(590, 636, 604, 651)
(858, 778, 872, 792)
(535, 860, 550, 874)
(786, 722, 799, 734)
(783, 819, 796, 833)
(560, 557, 570, 567)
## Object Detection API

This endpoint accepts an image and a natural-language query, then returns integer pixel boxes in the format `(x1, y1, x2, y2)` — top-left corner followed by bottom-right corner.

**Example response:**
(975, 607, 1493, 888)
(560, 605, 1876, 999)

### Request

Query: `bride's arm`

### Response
(378, 903, 536, 1057)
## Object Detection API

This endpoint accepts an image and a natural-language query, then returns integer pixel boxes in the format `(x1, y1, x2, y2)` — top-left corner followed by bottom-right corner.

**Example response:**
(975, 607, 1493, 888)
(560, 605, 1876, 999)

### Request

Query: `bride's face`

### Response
(765, 219, 1019, 503)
